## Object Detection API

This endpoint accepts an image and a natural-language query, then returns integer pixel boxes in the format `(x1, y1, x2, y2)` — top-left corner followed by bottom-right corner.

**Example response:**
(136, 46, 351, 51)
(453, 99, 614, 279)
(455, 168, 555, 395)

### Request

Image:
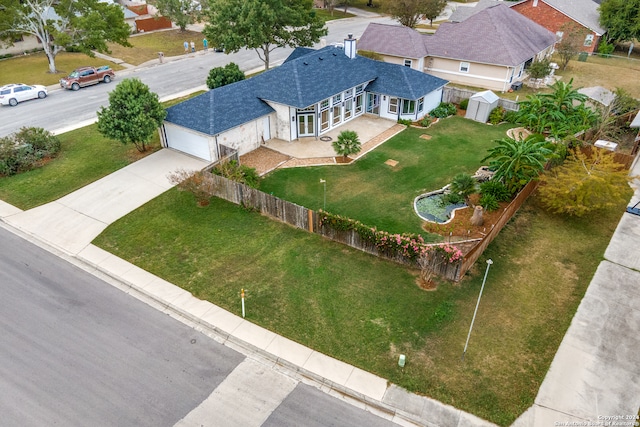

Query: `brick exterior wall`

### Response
(511, 0, 600, 54)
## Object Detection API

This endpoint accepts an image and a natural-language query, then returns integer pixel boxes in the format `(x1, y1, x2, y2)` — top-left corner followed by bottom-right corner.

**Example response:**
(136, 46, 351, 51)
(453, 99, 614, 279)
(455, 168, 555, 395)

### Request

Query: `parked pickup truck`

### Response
(59, 66, 115, 91)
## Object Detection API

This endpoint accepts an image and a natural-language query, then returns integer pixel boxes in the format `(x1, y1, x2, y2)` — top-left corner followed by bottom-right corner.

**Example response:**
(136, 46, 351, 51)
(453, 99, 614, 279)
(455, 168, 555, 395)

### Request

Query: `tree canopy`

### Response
(206, 63, 245, 89)
(0, 0, 131, 73)
(599, 0, 640, 43)
(97, 78, 166, 153)
(383, 0, 446, 28)
(555, 22, 588, 70)
(538, 147, 632, 216)
(147, 0, 205, 31)
(203, 0, 327, 70)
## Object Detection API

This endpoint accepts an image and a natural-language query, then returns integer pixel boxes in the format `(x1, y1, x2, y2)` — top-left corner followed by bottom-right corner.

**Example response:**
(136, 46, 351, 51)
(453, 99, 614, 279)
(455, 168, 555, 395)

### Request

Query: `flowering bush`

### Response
(432, 243, 463, 263)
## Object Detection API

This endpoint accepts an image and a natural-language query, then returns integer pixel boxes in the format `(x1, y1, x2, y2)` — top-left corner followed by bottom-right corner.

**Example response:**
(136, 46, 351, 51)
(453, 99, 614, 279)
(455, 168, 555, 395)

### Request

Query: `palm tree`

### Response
(540, 79, 587, 112)
(482, 135, 553, 194)
(449, 173, 477, 204)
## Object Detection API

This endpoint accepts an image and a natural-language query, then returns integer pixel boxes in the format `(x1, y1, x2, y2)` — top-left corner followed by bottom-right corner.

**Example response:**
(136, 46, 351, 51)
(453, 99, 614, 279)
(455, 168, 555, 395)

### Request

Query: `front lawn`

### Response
(0, 52, 126, 87)
(0, 124, 160, 210)
(93, 183, 629, 426)
(260, 116, 512, 236)
(106, 29, 205, 66)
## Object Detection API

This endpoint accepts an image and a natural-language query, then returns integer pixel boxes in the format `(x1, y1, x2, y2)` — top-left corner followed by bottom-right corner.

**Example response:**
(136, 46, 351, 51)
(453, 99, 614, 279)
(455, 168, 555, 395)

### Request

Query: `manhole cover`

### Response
(319, 136, 332, 142)
(385, 159, 398, 167)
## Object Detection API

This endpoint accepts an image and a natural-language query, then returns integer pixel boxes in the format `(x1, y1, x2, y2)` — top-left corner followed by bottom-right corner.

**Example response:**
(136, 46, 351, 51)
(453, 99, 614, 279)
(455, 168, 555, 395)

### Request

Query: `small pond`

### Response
(415, 193, 467, 224)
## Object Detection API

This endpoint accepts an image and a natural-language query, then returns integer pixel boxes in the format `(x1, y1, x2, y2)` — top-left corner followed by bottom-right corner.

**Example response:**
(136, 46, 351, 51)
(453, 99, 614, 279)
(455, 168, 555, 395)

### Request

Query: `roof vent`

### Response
(303, 61, 308, 65)
(319, 57, 323, 60)
(332, 52, 337, 56)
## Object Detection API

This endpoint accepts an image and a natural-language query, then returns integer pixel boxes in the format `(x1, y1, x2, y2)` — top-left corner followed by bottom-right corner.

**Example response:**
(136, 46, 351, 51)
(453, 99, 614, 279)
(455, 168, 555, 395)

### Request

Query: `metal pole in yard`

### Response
(320, 179, 326, 210)
(241, 288, 246, 318)
(462, 259, 493, 361)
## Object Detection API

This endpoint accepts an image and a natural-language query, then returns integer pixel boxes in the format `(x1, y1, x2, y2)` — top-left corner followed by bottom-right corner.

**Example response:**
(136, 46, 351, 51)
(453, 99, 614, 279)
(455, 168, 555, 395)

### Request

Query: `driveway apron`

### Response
(3, 149, 208, 255)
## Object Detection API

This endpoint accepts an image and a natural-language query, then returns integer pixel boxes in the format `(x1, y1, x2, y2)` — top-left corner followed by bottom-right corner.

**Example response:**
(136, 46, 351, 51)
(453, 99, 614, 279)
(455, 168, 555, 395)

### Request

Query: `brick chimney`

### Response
(344, 33, 356, 59)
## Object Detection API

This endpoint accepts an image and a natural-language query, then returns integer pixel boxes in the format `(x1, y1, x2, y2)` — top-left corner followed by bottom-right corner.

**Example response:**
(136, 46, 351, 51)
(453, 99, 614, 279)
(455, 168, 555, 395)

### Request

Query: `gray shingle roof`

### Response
(357, 23, 429, 59)
(426, 4, 556, 66)
(368, 61, 447, 100)
(449, 0, 501, 23)
(165, 46, 449, 135)
(536, 0, 605, 35)
(165, 78, 275, 136)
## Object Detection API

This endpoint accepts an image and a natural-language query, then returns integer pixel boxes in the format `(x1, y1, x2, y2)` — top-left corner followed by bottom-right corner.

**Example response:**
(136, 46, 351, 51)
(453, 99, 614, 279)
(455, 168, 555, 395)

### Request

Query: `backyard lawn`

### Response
(260, 116, 513, 236)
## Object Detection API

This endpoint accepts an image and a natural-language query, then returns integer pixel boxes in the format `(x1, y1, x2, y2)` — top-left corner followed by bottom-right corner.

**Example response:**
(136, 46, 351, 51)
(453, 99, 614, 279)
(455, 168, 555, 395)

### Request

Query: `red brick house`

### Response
(510, 0, 605, 54)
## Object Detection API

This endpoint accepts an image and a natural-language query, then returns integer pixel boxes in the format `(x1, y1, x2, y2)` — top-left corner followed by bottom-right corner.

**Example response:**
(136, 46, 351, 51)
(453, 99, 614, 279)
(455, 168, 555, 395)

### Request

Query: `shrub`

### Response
(527, 59, 551, 79)
(479, 193, 499, 212)
(479, 180, 511, 202)
(168, 169, 218, 206)
(212, 159, 259, 188)
(459, 98, 469, 110)
(488, 106, 505, 124)
(430, 102, 457, 118)
(0, 127, 61, 176)
(503, 110, 518, 123)
(333, 130, 361, 158)
(597, 38, 615, 57)
(449, 173, 477, 201)
(397, 118, 413, 126)
(206, 62, 245, 89)
(441, 192, 464, 206)
(420, 116, 432, 127)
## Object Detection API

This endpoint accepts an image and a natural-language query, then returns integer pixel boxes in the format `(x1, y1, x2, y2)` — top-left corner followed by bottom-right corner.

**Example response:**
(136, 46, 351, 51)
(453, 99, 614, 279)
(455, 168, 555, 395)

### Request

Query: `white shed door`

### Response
(164, 124, 212, 161)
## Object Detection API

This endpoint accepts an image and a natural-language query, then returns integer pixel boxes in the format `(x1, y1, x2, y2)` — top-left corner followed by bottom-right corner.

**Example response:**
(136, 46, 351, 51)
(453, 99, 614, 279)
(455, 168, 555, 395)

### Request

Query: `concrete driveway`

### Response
(3, 149, 208, 255)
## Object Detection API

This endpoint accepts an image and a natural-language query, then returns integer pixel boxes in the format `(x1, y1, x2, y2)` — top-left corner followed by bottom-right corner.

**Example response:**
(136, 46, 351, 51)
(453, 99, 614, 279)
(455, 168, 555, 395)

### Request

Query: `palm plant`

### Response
(540, 79, 587, 111)
(449, 173, 477, 204)
(482, 134, 553, 194)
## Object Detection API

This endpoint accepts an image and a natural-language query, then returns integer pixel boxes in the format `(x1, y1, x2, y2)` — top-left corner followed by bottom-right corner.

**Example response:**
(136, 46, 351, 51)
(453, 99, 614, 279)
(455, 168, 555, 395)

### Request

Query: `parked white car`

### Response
(0, 83, 48, 106)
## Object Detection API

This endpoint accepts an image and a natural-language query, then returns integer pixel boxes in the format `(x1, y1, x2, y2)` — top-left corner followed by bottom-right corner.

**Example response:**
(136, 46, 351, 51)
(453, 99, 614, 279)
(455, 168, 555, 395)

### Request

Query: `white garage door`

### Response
(164, 124, 212, 161)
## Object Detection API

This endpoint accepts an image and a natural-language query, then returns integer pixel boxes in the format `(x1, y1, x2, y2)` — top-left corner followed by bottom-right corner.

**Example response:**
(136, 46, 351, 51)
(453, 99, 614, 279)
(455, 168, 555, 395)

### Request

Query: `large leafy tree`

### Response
(538, 147, 632, 216)
(97, 78, 166, 153)
(147, 0, 206, 32)
(383, 0, 446, 28)
(599, 0, 640, 43)
(203, 0, 327, 70)
(482, 134, 553, 194)
(0, 0, 131, 74)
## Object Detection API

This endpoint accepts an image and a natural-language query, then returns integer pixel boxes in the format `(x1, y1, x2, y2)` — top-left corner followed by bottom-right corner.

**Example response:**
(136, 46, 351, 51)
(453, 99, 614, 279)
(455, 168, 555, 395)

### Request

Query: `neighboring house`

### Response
(161, 37, 448, 162)
(356, 24, 428, 72)
(357, 4, 556, 92)
(510, 0, 605, 54)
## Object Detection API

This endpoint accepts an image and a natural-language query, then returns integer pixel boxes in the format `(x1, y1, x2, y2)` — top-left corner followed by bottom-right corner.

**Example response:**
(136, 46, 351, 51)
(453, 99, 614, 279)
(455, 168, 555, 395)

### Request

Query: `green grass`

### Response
(93, 181, 630, 426)
(0, 125, 160, 210)
(314, 8, 355, 21)
(106, 29, 205, 65)
(260, 116, 512, 236)
(0, 52, 126, 87)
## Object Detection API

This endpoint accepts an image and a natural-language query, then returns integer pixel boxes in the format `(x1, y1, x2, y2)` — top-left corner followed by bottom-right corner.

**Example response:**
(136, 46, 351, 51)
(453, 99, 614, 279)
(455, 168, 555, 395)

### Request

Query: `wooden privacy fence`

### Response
(442, 86, 519, 112)
(207, 173, 465, 280)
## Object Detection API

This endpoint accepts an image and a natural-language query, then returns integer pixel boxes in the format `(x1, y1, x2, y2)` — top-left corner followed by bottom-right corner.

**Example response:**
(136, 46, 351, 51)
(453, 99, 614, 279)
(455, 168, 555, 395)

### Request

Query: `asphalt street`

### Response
(0, 225, 401, 426)
(0, 15, 396, 137)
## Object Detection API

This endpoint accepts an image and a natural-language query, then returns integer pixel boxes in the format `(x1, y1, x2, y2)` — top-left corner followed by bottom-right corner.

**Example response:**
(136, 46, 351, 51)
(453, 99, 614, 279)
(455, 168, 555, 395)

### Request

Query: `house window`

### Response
(355, 84, 364, 94)
(404, 59, 412, 67)
(355, 94, 364, 114)
(417, 98, 424, 113)
(344, 98, 353, 120)
(320, 99, 329, 109)
(344, 88, 353, 99)
(388, 98, 399, 114)
(459, 62, 470, 73)
(584, 34, 594, 47)
(332, 105, 341, 125)
(555, 31, 564, 41)
(402, 100, 415, 115)
(333, 94, 342, 105)
(320, 109, 330, 131)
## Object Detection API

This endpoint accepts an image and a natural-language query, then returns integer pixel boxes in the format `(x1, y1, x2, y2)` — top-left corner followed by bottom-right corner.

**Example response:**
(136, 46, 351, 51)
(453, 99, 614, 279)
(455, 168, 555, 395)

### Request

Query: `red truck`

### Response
(59, 66, 116, 91)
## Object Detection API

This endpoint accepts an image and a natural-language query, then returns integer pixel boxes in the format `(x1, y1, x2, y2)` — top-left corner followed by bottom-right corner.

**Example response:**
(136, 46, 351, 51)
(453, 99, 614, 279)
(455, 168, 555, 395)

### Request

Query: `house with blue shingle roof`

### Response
(161, 36, 448, 161)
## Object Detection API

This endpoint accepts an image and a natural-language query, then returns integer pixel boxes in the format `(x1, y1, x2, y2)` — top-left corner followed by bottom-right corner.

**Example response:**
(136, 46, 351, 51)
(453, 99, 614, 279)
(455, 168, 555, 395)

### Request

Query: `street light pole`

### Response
(462, 259, 493, 361)
(320, 179, 326, 210)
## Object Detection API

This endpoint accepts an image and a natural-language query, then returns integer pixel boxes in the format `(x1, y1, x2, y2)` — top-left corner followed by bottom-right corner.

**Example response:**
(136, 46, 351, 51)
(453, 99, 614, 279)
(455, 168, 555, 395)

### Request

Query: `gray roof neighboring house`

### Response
(449, 0, 503, 23)
(356, 23, 429, 59)
(426, 4, 556, 66)
(165, 46, 449, 136)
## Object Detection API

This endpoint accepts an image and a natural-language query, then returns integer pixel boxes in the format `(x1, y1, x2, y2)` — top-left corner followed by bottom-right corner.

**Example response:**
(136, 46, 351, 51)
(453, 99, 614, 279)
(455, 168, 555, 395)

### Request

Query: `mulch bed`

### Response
(421, 194, 509, 240)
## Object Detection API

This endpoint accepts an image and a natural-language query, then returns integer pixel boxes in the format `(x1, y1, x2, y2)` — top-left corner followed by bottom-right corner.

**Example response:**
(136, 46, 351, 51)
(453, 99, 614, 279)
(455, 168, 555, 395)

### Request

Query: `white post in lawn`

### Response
(462, 259, 493, 361)
(320, 179, 326, 210)
(241, 288, 246, 318)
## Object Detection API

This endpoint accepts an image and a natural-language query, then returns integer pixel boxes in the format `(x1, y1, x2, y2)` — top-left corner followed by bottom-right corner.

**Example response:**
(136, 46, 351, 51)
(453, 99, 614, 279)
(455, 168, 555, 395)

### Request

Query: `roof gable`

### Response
(356, 23, 429, 59)
(368, 62, 447, 100)
(536, 0, 605, 35)
(427, 4, 556, 66)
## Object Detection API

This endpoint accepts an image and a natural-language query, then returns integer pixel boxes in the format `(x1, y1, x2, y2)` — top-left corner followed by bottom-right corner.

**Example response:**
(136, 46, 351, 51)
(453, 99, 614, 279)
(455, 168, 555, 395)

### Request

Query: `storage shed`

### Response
(465, 90, 500, 123)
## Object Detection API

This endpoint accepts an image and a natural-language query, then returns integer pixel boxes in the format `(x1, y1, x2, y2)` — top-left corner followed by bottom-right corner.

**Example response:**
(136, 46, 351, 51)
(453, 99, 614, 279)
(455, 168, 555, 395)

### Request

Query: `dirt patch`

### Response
(507, 127, 532, 140)
(385, 159, 399, 167)
(335, 156, 353, 164)
(240, 147, 291, 176)
(422, 194, 509, 239)
(420, 134, 432, 140)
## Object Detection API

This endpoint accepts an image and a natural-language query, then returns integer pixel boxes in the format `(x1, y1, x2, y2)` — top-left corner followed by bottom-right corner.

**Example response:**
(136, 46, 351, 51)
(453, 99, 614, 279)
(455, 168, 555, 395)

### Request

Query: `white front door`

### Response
(297, 114, 314, 137)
